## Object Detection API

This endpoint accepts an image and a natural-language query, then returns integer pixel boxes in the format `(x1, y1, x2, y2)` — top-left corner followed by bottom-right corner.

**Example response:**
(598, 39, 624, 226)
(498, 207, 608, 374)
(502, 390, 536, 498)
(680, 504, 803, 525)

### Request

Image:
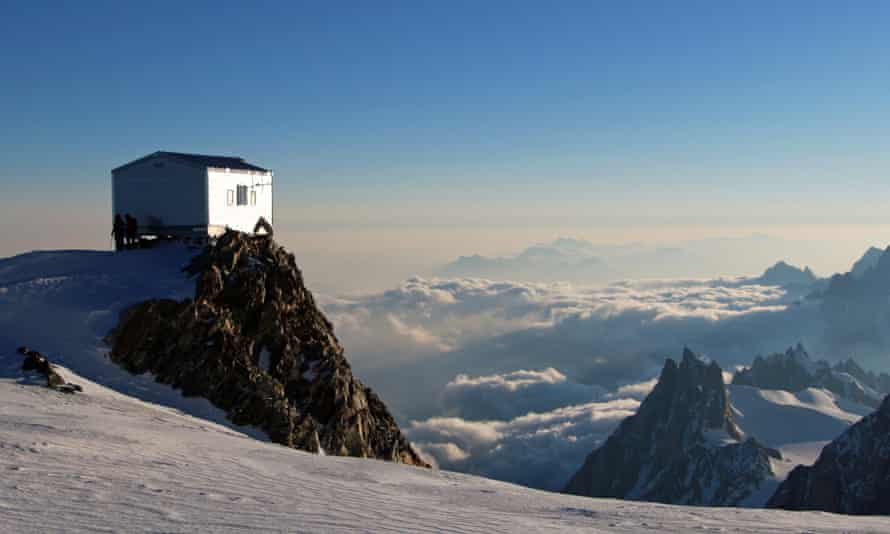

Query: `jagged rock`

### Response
(17, 346, 80, 392)
(757, 261, 817, 287)
(563, 348, 779, 506)
(732, 344, 889, 408)
(850, 246, 883, 279)
(818, 246, 890, 354)
(768, 395, 890, 514)
(106, 230, 427, 467)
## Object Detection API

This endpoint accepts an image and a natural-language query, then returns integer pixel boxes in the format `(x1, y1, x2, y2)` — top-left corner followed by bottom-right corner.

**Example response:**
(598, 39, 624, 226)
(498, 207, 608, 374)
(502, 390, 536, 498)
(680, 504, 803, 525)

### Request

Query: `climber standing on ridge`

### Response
(124, 214, 138, 249)
(112, 214, 125, 251)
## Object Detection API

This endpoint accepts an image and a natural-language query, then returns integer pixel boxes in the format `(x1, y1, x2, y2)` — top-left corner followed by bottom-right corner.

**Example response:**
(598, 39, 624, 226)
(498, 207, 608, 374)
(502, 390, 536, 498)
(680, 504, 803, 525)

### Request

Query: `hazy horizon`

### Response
(6, 2, 890, 295)
(3, 215, 889, 294)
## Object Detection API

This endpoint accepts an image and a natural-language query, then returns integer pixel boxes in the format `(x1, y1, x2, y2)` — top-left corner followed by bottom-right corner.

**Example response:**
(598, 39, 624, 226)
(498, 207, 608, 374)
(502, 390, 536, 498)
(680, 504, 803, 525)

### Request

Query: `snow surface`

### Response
(0, 246, 265, 440)
(3, 363, 889, 534)
(2, 247, 889, 531)
(728, 384, 873, 506)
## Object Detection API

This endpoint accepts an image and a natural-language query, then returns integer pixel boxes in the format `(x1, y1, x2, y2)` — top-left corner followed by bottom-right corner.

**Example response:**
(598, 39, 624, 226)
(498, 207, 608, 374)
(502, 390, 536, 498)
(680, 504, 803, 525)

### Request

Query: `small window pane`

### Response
(250, 190, 256, 206)
(236, 185, 248, 206)
(226, 189, 234, 206)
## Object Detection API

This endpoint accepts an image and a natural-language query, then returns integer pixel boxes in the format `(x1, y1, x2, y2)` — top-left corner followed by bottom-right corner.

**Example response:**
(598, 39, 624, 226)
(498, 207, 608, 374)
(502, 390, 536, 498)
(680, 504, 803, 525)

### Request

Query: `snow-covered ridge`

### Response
(0, 247, 261, 430)
(2, 361, 887, 533)
(732, 344, 890, 408)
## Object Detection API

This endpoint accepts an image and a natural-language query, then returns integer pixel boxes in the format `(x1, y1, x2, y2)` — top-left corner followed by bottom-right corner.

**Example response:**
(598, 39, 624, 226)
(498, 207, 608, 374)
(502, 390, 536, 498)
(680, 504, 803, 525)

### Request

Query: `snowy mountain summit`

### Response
(768, 394, 890, 514)
(564, 348, 779, 506)
(107, 231, 426, 466)
(733, 344, 890, 408)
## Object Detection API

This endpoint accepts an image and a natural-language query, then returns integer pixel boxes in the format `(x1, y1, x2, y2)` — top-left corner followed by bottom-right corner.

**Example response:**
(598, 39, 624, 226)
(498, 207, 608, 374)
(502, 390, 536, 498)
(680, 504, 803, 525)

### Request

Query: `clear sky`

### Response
(4, 1, 890, 291)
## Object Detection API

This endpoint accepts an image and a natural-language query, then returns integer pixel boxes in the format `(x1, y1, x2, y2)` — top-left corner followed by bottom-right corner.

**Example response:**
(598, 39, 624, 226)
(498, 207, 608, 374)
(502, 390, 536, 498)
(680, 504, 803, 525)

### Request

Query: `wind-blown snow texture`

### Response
(0, 246, 255, 432)
(2, 361, 888, 534)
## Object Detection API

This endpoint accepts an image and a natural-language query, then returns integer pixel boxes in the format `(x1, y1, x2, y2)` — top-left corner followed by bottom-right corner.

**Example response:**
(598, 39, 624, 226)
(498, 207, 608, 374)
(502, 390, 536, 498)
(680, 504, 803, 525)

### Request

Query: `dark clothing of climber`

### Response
(112, 214, 125, 251)
(252, 216, 274, 236)
(125, 214, 138, 248)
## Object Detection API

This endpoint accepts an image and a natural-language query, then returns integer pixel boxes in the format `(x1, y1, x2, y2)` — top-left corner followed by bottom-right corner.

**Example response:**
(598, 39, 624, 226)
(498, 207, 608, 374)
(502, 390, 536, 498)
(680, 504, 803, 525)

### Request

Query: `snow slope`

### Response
(0, 247, 266, 439)
(3, 362, 889, 533)
(2, 247, 888, 530)
(728, 384, 873, 506)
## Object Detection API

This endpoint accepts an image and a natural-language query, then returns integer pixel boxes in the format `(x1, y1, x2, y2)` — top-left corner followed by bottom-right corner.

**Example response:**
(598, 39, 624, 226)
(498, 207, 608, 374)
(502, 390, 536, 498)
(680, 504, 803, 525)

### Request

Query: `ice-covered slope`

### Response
(3, 361, 889, 533)
(0, 246, 265, 436)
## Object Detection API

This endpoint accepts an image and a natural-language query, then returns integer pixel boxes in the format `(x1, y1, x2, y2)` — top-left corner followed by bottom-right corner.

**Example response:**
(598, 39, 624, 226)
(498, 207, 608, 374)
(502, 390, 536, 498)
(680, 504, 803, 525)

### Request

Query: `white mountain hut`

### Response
(111, 151, 274, 243)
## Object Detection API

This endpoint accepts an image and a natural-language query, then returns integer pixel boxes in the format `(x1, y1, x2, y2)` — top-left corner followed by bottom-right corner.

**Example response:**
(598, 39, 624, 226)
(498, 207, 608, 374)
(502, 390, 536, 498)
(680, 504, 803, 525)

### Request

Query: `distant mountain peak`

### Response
(564, 348, 777, 506)
(733, 344, 889, 408)
(757, 261, 817, 287)
(850, 246, 885, 279)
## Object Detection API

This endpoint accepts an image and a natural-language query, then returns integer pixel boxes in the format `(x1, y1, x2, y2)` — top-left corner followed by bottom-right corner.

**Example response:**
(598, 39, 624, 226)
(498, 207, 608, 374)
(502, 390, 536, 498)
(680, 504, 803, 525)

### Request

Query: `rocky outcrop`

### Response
(818, 246, 890, 355)
(768, 395, 890, 514)
(757, 261, 817, 288)
(732, 344, 889, 408)
(563, 348, 779, 506)
(18, 347, 82, 393)
(850, 246, 883, 279)
(106, 231, 427, 466)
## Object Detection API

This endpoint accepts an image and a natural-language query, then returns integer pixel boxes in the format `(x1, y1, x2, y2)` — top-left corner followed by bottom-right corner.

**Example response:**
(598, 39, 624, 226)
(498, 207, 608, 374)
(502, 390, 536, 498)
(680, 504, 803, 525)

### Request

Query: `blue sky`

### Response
(3, 1, 890, 287)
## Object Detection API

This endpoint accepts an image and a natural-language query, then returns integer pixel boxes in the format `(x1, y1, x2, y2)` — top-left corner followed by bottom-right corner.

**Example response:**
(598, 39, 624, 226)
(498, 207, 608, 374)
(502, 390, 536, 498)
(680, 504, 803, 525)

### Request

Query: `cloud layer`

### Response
(322, 275, 823, 422)
(324, 275, 797, 369)
(315, 249, 890, 491)
(408, 367, 645, 491)
(440, 367, 606, 421)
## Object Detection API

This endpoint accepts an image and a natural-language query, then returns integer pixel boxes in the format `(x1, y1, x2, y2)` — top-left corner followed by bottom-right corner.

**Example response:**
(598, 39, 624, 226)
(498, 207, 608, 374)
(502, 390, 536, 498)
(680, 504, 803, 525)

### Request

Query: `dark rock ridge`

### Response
(757, 261, 817, 287)
(563, 348, 779, 506)
(732, 344, 890, 408)
(817, 245, 890, 357)
(106, 231, 427, 466)
(768, 394, 890, 514)
(850, 246, 883, 279)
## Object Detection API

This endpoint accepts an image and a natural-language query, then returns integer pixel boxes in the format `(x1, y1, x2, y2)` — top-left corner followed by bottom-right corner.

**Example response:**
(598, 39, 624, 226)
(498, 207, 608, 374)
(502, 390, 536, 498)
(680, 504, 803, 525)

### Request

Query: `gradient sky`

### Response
(4, 1, 890, 291)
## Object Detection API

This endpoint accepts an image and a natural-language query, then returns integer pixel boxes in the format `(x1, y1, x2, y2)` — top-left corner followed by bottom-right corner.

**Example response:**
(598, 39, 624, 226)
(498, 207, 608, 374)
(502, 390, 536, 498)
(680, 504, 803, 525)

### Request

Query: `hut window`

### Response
(226, 189, 234, 206)
(250, 190, 257, 206)
(236, 185, 248, 206)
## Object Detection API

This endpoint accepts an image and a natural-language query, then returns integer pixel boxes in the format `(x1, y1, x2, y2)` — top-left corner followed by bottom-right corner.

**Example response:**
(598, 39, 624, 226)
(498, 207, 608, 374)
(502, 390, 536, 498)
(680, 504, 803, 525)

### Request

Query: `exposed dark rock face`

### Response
(768, 395, 890, 514)
(732, 344, 890, 408)
(818, 245, 890, 356)
(17, 346, 81, 393)
(564, 349, 779, 506)
(106, 231, 427, 466)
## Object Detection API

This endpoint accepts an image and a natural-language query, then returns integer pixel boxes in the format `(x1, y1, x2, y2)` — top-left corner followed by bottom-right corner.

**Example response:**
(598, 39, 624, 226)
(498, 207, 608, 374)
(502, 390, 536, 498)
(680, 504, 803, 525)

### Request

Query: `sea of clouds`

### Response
(319, 275, 827, 490)
(407, 368, 653, 490)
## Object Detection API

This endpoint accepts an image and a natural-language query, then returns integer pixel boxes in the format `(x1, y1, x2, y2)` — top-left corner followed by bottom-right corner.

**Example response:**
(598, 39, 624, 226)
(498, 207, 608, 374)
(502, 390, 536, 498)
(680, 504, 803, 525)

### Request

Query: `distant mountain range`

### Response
(733, 344, 890, 408)
(437, 234, 832, 284)
(563, 347, 881, 510)
(438, 235, 890, 289)
(815, 244, 890, 363)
